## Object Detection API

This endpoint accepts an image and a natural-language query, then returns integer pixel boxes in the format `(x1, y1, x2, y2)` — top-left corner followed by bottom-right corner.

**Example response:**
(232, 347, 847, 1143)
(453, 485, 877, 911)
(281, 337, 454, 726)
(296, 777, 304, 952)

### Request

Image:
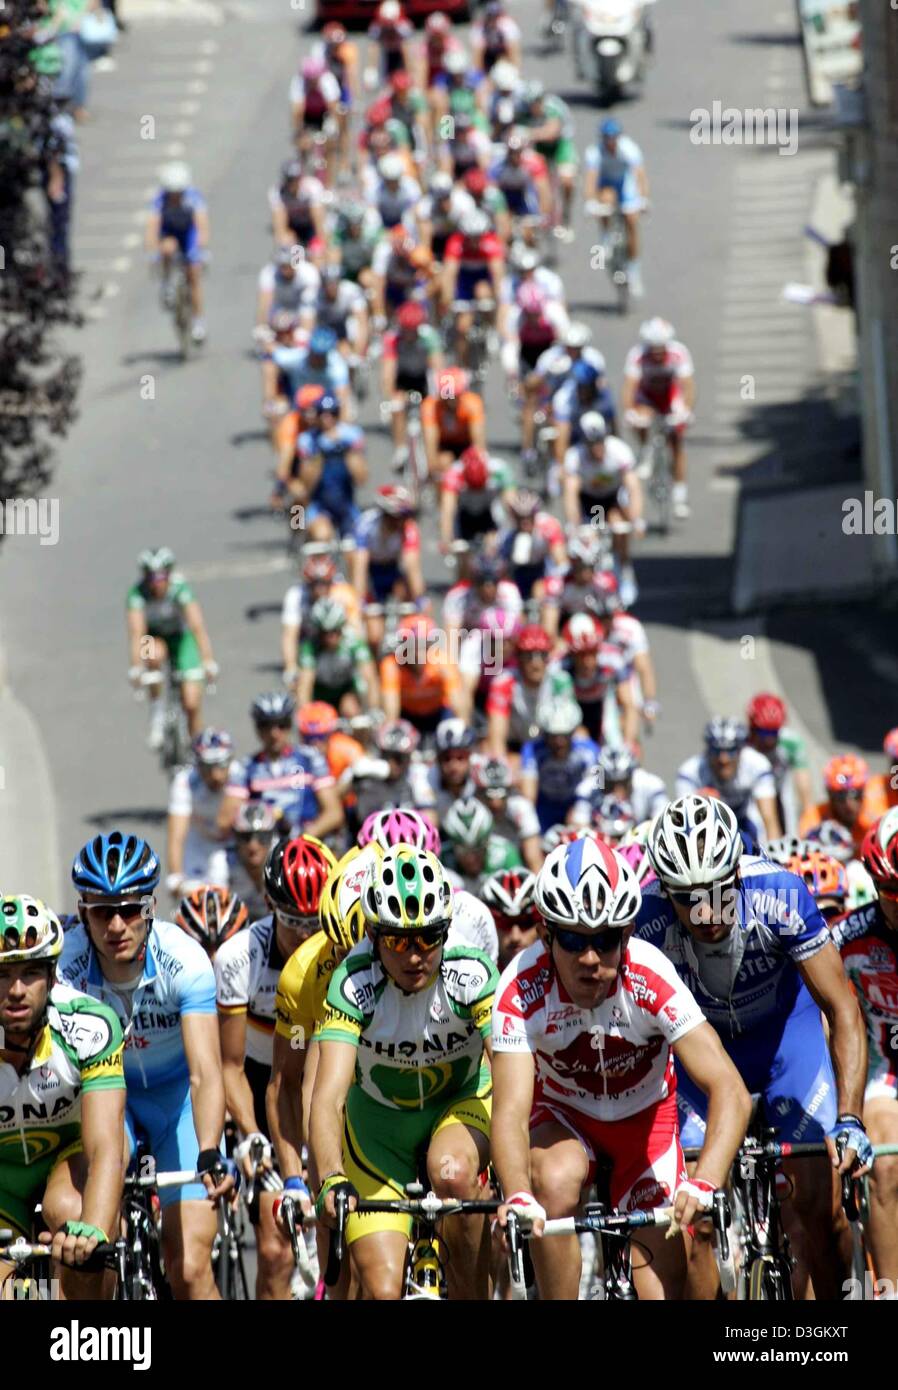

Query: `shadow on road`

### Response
(86, 808, 168, 828)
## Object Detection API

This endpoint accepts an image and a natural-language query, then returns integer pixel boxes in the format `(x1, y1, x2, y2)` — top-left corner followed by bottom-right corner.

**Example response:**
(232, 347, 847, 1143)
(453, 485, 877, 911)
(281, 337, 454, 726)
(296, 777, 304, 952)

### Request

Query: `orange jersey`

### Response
(799, 779, 890, 852)
(420, 391, 485, 450)
(326, 731, 364, 780)
(379, 653, 460, 718)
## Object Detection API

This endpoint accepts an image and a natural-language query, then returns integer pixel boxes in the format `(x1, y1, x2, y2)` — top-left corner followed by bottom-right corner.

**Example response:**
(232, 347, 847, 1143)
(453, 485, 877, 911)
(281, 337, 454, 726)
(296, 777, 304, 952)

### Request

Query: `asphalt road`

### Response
(1, 0, 892, 907)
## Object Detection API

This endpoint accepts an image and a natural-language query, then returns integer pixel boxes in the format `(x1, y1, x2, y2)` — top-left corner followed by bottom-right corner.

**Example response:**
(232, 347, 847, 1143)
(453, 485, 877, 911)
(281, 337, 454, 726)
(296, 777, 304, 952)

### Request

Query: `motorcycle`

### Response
(571, 0, 653, 105)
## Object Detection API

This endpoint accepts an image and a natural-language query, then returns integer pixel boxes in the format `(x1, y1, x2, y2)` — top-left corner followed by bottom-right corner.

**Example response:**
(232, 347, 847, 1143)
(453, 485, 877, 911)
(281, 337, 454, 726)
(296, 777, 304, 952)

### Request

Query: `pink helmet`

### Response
(479, 605, 521, 641)
(517, 282, 546, 315)
(357, 807, 441, 855)
(618, 839, 657, 890)
(302, 56, 326, 80)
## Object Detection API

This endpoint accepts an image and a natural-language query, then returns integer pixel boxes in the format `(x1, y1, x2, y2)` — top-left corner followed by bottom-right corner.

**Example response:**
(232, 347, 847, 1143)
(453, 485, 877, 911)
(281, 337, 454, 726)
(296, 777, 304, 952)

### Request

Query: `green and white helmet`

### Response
(537, 696, 582, 737)
(443, 797, 493, 848)
(0, 895, 64, 964)
(138, 547, 175, 574)
(310, 597, 346, 633)
(361, 846, 453, 931)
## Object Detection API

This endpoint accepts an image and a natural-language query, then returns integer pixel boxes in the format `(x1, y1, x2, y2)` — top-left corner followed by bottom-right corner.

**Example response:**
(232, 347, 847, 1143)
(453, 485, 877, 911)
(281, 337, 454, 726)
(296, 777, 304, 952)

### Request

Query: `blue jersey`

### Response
(520, 734, 601, 830)
(297, 424, 364, 526)
(552, 380, 617, 435)
(226, 742, 334, 832)
(634, 855, 831, 1038)
(152, 187, 205, 234)
(270, 345, 349, 402)
(58, 918, 216, 1092)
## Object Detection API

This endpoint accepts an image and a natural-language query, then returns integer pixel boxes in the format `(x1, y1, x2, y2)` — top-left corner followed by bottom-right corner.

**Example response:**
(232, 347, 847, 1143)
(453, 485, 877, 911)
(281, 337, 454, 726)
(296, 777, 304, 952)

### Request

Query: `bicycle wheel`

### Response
(651, 439, 671, 535)
(747, 1254, 791, 1301)
(175, 278, 192, 361)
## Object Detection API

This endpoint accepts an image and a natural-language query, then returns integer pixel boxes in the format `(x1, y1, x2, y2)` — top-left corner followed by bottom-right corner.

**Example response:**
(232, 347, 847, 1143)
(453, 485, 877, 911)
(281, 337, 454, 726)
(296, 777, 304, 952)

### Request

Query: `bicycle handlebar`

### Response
(0, 1238, 118, 1270)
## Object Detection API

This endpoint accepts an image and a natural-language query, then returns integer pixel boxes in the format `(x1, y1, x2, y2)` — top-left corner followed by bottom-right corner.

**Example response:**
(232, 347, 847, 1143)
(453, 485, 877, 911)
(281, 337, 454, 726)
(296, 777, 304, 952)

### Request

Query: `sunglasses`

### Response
(667, 874, 737, 907)
(751, 727, 780, 738)
(552, 926, 624, 954)
(82, 899, 149, 924)
(276, 909, 318, 930)
(377, 928, 447, 954)
(256, 720, 293, 732)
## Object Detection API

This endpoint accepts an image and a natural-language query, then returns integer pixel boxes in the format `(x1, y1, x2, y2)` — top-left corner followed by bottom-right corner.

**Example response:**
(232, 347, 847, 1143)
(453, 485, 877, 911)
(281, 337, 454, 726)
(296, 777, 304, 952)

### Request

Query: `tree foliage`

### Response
(0, 0, 82, 514)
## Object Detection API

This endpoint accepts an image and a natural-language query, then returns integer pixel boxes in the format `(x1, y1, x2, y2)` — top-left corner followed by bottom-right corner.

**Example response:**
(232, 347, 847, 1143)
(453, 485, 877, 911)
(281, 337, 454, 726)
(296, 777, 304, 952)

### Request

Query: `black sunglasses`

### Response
(552, 926, 624, 954)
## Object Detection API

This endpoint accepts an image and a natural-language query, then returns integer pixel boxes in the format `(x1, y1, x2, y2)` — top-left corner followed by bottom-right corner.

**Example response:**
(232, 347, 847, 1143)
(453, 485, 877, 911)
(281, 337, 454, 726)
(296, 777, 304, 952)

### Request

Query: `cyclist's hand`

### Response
(672, 1177, 715, 1232)
(274, 1176, 313, 1228)
(314, 1174, 358, 1226)
(128, 664, 145, 690)
(827, 1116, 874, 1177)
(198, 1149, 238, 1204)
(642, 699, 660, 723)
(165, 871, 184, 899)
(625, 407, 651, 430)
(51, 1221, 108, 1268)
(234, 1132, 274, 1184)
(499, 1190, 546, 1237)
(203, 659, 219, 684)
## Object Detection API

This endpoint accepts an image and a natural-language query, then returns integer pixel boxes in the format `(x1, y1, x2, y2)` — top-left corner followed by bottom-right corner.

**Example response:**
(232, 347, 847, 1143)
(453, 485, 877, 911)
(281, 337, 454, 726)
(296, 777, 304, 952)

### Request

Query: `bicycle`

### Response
(450, 299, 495, 394)
(160, 252, 196, 362)
(382, 392, 428, 508)
(331, 1182, 501, 1300)
(0, 1230, 116, 1299)
(637, 410, 681, 536)
(137, 666, 192, 774)
(586, 199, 630, 315)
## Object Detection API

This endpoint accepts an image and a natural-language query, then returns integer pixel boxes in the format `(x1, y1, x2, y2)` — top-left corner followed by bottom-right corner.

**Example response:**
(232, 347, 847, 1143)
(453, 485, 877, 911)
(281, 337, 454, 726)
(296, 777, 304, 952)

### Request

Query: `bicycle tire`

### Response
(175, 278, 192, 361)
(651, 435, 671, 534)
(747, 1254, 791, 1301)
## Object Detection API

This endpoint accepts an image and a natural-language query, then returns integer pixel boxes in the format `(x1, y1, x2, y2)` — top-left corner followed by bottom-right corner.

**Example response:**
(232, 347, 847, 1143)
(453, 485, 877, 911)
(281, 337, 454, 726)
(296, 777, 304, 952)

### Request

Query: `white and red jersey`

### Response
(623, 341, 693, 411)
(443, 577, 523, 630)
(611, 610, 649, 665)
(492, 937, 705, 1122)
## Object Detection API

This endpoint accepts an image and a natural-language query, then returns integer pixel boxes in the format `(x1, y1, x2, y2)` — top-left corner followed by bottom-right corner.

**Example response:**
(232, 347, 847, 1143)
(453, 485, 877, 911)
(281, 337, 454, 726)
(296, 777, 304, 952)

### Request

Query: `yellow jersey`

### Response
(274, 930, 341, 1051)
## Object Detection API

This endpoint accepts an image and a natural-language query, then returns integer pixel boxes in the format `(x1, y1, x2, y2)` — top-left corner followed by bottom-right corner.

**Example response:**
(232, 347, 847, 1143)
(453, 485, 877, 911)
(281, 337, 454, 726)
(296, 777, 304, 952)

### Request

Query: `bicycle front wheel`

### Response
(746, 1254, 792, 1301)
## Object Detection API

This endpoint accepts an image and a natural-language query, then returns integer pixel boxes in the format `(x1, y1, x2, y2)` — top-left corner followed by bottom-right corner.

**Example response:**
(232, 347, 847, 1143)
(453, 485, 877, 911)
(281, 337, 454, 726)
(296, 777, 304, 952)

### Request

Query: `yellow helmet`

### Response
(319, 843, 383, 953)
(0, 895, 64, 964)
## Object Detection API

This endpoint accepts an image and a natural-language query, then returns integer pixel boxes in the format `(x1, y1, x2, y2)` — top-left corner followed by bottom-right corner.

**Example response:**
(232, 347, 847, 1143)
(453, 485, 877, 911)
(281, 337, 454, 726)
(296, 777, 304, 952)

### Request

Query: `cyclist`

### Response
(746, 692, 815, 834)
(443, 796, 523, 893)
(519, 696, 601, 832)
(441, 208, 505, 345)
(380, 299, 443, 456)
(491, 837, 751, 1300)
(175, 885, 248, 962)
(279, 392, 367, 544)
(221, 692, 344, 842)
(421, 366, 487, 481)
(486, 623, 575, 757)
(228, 803, 282, 924)
(573, 745, 666, 829)
(551, 358, 618, 472)
(215, 835, 335, 1300)
(782, 850, 850, 924)
(561, 412, 643, 597)
(482, 867, 542, 971)
(439, 446, 516, 550)
(316, 22, 358, 174)
(127, 547, 218, 750)
(167, 728, 240, 900)
(799, 753, 888, 853)
(415, 172, 474, 263)
(583, 118, 649, 298)
(296, 598, 378, 718)
(330, 200, 382, 294)
(311, 846, 498, 1300)
(471, 753, 544, 872)
(262, 324, 351, 427)
(676, 717, 782, 845)
(282, 551, 363, 688)
(636, 795, 870, 1300)
(366, 0, 413, 82)
(145, 161, 209, 344)
(255, 243, 319, 329)
(830, 818, 898, 1285)
(61, 833, 236, 1301)
(0, 897, 126, 1300)
(495, 489, 567, 604)
(472, 0, 522, 72)
(514, 81, 578, 236)
(380, 615, 463, 733)
(408, 714, 476, 821)
(270, 158, 327, 253)
(302, 265, 369, 363)
(502, 281, 568, 397)
(559, 612, 639, 747)
(350, 485, 426, 651)
(290, 54, 340, 148)
(621, 317, 695, 521)
(338, 718, 420, 829)
(297, 701, 364, 786)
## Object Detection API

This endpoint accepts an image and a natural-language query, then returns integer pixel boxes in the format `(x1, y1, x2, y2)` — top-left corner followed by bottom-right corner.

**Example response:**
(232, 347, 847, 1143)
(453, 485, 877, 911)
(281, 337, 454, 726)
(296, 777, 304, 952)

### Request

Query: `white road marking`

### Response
(183, 555, 293, 582)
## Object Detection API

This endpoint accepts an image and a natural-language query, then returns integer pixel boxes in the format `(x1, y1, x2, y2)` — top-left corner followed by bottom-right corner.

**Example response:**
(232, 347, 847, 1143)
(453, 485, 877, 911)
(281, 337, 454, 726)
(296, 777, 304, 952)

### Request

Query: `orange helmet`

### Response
(177, 886, 248, 954)
(298, 701, 340, 739)
(695, 785, 722, 800)
(295, 383, 326, 412)
(824, 754, 868, 793)
(784, 852, 848, 904)
(436, 366, 469, 398)
(883, 728, 898, 764)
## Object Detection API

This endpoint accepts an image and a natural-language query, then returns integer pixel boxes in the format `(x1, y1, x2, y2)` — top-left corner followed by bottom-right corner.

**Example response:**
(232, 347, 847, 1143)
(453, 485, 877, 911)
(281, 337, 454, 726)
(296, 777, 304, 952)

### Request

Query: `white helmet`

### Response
(564, 322, 593, 350)
(160, 161, 191, 193)
(535, 836, 642, 932)
(444, 47, 467, 74)
(648, 795, 742, 890)
(639, 317, 674, 349)
(444, 796, 493, 848)
(459, 208, 490, 239)
(765, 835, 813, 867)
(876, 806, 898, 852)
(491, 59, 519, 91)
(361, 845, 453, 930)
(481, 867, 537, 920)
(537, 696, 582, 737)
(580, 411, 607, 443)
(378, 153, 405, 182)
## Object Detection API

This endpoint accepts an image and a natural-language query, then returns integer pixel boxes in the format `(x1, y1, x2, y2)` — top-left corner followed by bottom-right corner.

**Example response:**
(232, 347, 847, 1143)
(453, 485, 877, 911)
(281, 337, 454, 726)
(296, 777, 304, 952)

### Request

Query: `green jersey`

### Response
(299, 631, 372, 705)
(127, 571, 194, 640)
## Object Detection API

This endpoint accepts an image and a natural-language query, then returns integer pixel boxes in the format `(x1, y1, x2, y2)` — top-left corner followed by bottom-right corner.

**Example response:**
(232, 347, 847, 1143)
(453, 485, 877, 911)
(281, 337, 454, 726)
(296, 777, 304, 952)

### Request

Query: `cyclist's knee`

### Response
(256, 1223, 293, 1272)
(428, 1149, 480, 1199)
(870, 1153, 898, 1202)
(530, 1152, 585, 1215)
(41, 1186, 82, 1232)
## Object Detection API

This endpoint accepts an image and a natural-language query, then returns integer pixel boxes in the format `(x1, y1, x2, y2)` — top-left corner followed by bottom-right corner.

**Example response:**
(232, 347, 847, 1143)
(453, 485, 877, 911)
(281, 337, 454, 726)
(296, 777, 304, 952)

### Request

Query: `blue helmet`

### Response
(309, 326, 337, 355)
(601, 118, 622, 138)
(72, 832, 161, 896)
(316, 392, 339, 415)
(571, 359, 599, 388)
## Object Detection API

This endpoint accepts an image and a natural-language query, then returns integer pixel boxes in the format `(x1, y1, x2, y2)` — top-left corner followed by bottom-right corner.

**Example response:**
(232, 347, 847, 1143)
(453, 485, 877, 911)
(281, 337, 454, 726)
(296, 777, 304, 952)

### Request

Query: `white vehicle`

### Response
(570, 0, 653, 104)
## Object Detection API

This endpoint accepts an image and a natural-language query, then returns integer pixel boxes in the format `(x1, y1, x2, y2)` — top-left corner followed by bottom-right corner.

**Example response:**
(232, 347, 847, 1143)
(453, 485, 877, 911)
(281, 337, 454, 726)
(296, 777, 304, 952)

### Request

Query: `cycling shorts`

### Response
(367, 560, 403, 602)
(598, 172, 641, 215)
(395, 370, 429, 396)
(162, 223, 204, 266)
(305, 499, 360, 536)
(0, 1138, 83, 1240)
(634, 385, 687, 432)
(125, 1075, 212, 1209)
(536, 137, 578, 170)
(580, 486, 627, 520)
(675, 992, 837, 1150)
(160, 629, 204, 683)
(458, 507, 497, 542)
(456, 266, 493, 301)
(341, 1067, 491, 1244)
(531, 1090, 685, 1213)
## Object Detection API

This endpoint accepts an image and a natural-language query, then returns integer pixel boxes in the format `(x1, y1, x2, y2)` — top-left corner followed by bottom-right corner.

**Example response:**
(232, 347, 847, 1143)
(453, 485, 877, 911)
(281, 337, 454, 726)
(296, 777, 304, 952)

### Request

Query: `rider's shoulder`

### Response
(495, 939, 552, 1015)
(441, 943, 496, 999)
(830, 900, 883, 950)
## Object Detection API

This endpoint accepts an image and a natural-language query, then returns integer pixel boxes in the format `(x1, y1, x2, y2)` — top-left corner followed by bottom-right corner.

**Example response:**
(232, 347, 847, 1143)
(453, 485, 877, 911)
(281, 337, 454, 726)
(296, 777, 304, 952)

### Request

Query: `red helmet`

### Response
(461, 447, 489, 489)
(562, 612, 601, 653)
(397, 299, 427, 331)
(367, 97, 393, 126)
(747, 693, 786, 732)
(264, 835, 337, 918)
(516, 624, 552, 654)
(297, 701, 339, 739)
(824, 754, 868, 793)
(390, 69, 412, 92)
(301, 553, 336, 584)
(861, 822, 898, 898)
(463, 167, 488, 196)
(884, 728, 898, 764)
(481, 868, 541, 931)
(436, 366, 469, 399)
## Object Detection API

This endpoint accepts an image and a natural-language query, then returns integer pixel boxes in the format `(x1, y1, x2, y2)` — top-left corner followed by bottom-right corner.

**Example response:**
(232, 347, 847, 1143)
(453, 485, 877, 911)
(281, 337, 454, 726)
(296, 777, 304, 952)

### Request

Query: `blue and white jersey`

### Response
(58, 918, 217, 1091)
(151, 187, 206, 230)
(584, 135, 643, 186)
(676, 747, 776, 836)
(634, 855, 831, 1037)
(520, 734, 601, 830)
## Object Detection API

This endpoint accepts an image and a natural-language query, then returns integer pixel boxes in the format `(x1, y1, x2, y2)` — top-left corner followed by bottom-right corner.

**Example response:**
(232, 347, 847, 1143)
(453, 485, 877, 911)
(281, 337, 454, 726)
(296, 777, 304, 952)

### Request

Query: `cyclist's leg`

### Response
(342, 1088, 419, 1299)
(170, 630, 205, 737)
(255, 1190, 295, 1300)
(528, 1107, 592, 1299)
(42, 1144, 116, 1300)
(0, 1161, 52, 1297)
(428, 1085, 492, 1300)
(860, 1092, 898, 1285)
(674, 1076, 720, 1299)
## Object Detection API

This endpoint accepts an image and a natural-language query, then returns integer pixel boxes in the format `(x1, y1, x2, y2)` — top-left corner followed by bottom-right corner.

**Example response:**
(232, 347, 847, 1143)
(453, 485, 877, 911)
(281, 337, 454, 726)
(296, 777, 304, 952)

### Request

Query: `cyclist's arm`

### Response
(521, 834, 544, 872)
(304, 781, 344, 839)
(346, 446, 368, 487)
(182, 1011, 226, 1161)
(297, 453, 322, 501)
(439, 485, 457, 549)
(282, 621, 300, 685)
(126, 606, 148, 668)
(218, 1011, 258, 1136)
(422, 416, 441, 474)
(183, 599, 215, 666)
(381, 349, 397, 397)
(193, 204, 210, 251)
(673, 1021, 752, 1189)
(619, 373, 638, 412)
(487, 708, 510, 757)
(167, 811, 190, 885)
(402, 547, 425, 601)
(798, 940, 868, 1164)
(755, 794, 782, 842)
(615, 677, 640, 749)
(76, 1085, 127, 1252)
(632, 647, 656, 704)
(267, 1030, 307, 1181)
(271, 200, 292, 247)
(356, 656, 379, 709)
(792, 766, 815, 817)
(309, 1038, 357, 1185)
(379, 657, 401, 720)
(296, 665, 315, 706)
(144, 208, 162, 254)
(680, 371, 696, 412)
(553, 419, 571, 469)
(216, 790, 243, 839)
(562, 470, 581, 528)
(491, 1049, 536, 1204)
(622, 468, 643, 522)
(349, 544, 369, 600)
